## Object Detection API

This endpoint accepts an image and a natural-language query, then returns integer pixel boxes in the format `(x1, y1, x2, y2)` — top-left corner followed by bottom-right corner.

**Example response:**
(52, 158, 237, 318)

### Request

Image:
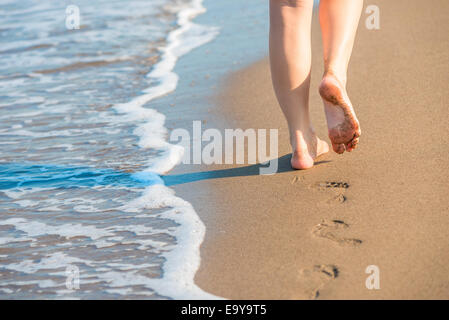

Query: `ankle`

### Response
(290, 127, 316, 151)
(323, 69, 347, 88)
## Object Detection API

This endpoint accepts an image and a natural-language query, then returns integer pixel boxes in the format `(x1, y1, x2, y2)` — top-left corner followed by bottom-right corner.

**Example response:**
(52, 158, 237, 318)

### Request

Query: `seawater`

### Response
(0, 0, 219, 299)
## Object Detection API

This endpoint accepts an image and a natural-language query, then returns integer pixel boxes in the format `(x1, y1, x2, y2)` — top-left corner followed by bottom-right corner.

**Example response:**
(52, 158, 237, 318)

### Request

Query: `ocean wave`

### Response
(0, 0, 220, 300)
(112, 0, 221, 299)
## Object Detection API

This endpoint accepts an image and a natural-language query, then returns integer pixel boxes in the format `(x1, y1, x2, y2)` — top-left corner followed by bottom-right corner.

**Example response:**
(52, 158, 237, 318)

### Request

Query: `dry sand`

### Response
(172, 0, 449, 299)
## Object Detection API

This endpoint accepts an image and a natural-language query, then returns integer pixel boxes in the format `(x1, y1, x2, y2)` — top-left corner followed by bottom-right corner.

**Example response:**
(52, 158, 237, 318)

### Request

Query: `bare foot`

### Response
(319, 73, 361, 154)
(290, 129, 329, 170)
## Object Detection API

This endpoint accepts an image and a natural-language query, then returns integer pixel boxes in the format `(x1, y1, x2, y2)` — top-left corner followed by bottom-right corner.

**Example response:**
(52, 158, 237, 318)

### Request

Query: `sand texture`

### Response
(171, 0, 449, 299)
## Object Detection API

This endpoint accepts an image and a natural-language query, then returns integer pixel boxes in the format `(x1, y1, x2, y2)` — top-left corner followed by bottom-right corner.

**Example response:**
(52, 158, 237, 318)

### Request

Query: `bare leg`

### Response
(319, 0, 363, 153)
(269, 0, 329, 170)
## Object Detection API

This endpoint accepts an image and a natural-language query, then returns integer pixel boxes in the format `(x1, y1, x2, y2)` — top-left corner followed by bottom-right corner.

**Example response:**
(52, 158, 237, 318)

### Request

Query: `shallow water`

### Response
(0, 0, 218, 299)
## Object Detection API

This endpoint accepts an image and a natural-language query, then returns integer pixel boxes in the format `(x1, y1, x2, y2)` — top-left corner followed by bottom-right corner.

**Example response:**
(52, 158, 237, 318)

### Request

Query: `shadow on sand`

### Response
(163, 154, 330, 186)
(0, 155, 330, 190)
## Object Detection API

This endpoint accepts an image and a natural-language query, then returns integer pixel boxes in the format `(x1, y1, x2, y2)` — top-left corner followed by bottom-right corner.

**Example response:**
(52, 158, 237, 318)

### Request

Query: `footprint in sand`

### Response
(291, 175, 304, 184)
(311, 181, 350, 190)
(325, 193, 346, 204)
(294, 264, 339, 299)
(312, 219, 362, 247)
(310, 181, 349, 205)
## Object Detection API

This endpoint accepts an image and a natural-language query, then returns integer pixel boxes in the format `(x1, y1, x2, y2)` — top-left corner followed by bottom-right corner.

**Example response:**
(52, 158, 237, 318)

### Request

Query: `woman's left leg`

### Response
(318, 0, 363, 153)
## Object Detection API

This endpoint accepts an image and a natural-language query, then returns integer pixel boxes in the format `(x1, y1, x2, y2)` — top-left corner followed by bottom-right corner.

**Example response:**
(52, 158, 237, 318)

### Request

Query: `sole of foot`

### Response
(319, 74, 361, 154)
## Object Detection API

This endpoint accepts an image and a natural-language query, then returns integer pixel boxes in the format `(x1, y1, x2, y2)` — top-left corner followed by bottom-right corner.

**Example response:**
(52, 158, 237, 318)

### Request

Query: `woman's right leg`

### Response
(269, 0, 329, 169)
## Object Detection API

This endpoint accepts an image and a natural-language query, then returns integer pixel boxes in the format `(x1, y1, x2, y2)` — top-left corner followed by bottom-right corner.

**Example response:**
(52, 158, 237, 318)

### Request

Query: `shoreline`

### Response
(171, 0, 449, 299)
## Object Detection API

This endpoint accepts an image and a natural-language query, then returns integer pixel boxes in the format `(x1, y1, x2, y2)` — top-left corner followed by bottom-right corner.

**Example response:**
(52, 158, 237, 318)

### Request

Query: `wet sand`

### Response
(172, 0, 449, 299)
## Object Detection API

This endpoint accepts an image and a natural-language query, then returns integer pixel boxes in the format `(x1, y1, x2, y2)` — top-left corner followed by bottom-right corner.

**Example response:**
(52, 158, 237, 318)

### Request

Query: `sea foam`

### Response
(112, 0, 221, 299)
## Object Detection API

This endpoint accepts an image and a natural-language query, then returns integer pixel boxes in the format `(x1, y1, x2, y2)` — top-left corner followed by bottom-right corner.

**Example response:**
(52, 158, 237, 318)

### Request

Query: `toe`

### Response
(349, 137, 359, 149)
(332, 142, 345, 154)
(344, 135, 360, 152)
(345, 143, 353, 152)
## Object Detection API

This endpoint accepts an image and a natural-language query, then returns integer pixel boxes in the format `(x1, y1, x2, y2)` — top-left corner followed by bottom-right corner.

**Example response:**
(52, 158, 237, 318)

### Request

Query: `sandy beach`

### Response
(1, 0, 448, 302)
(172, 0, 449, 299)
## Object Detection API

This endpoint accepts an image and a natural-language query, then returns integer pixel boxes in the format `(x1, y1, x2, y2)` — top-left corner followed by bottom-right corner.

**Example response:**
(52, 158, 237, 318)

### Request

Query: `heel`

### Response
(319, 77, 343, 105)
